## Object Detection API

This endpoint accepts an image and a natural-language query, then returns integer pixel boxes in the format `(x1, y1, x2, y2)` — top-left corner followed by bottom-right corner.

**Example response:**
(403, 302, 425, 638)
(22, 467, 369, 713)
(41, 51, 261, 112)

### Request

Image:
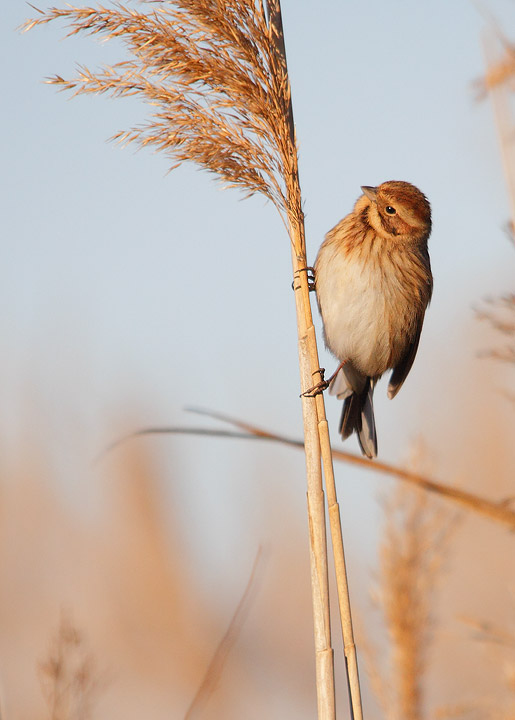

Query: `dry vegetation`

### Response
(365, 478, 453, 720)
(39, 615, 98, 720)
(7, 2, 515, 720)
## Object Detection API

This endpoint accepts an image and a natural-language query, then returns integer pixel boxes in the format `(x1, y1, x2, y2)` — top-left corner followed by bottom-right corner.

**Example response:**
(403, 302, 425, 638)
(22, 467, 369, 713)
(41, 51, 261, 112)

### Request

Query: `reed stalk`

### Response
(270, 6, 362, 715)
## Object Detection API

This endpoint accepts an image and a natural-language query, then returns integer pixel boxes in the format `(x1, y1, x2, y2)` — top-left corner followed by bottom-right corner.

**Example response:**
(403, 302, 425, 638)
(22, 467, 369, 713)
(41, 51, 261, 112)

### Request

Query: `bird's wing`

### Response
(387, 322, 423, 399)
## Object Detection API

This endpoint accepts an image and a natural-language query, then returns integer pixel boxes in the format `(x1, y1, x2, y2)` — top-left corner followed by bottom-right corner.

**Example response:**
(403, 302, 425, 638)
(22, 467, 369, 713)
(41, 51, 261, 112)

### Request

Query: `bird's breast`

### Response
(315, 239, 421, 377)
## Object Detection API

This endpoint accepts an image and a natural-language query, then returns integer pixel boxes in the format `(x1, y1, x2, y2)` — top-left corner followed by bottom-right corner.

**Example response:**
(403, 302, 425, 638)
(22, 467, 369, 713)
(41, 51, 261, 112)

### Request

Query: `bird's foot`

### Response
(300, 368, 329, 397)
(292, 266, 316, 292)
(300, 360, 348, 397)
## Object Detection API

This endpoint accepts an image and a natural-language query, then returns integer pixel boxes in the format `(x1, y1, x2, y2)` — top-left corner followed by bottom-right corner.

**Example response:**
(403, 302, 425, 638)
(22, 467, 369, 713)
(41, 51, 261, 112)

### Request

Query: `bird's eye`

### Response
(385, 206, 396, 215)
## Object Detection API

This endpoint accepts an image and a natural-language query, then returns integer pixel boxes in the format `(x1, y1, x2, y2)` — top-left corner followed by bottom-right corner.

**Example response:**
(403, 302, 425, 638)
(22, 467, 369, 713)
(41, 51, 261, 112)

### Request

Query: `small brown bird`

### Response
(314, 181, 433, 458)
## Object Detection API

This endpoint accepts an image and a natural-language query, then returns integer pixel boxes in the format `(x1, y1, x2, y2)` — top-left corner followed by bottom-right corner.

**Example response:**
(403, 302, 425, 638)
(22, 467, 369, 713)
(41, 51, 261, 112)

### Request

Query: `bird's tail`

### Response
(339, 378, 377, 459)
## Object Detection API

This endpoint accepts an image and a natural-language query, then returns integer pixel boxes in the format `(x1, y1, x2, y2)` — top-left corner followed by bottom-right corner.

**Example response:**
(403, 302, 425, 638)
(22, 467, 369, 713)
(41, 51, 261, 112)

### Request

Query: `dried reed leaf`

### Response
(103, 409, 515, 530)
(185, 549, 263, 719)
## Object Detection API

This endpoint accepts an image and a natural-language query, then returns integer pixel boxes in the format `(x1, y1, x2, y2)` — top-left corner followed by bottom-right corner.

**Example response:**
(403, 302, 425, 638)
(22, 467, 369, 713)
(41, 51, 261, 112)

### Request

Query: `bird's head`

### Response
(360, 181, 431, 243)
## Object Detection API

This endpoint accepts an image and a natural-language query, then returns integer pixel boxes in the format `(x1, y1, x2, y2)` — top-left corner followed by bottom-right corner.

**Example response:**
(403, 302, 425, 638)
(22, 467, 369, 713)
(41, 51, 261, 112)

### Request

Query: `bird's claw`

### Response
(292, 266, 316, 292)
(300, 368, 328, 397)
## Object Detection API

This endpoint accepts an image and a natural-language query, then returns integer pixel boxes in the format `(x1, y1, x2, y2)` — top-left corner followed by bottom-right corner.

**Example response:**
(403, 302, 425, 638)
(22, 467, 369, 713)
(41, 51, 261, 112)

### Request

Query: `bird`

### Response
(314, 181, 433, 459)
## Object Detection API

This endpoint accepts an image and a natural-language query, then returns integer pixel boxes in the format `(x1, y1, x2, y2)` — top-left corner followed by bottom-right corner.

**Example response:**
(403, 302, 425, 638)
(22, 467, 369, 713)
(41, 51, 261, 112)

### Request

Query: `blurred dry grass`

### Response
(0, 438, 319, 720)
(0, 376, 513, 720)
(39, 613, 99, 720)
(362, 472, 453, 720)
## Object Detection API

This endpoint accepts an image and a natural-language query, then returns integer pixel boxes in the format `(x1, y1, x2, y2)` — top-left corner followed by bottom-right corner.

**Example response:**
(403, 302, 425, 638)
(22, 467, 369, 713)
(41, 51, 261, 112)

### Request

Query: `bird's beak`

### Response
(361, 185, 378, 202)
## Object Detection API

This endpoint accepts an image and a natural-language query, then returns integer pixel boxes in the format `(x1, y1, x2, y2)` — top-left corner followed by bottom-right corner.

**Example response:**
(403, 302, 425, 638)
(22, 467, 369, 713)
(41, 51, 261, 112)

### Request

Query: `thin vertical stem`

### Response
(291, 230, 336, 720)
(483, 34, 515, 231)
(266, 2, 336, 715)
(267, 2, 363, 717)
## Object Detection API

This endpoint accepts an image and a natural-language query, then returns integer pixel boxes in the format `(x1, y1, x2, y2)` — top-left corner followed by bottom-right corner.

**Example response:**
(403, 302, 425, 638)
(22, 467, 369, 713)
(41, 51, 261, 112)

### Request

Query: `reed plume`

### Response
(379, 489, 447, 720)
(364, 475, 452, 720)
(24, 1, 291, 219)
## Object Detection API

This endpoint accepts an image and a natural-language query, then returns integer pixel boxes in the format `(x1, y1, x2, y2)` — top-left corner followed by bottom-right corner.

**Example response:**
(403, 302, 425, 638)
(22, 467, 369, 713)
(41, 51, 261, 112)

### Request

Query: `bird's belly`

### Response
(317, 258, 410, 377)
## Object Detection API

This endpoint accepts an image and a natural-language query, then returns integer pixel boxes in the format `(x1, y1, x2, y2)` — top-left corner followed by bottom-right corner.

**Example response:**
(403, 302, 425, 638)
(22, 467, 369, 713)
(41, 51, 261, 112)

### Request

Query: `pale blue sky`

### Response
(4, 0, 515, 556)
(2, 2, 515, 713)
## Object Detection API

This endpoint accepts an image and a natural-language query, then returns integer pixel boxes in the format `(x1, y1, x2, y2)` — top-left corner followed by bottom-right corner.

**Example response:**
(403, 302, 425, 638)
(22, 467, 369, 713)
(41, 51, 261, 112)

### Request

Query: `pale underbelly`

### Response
(319, 278, 414, 378)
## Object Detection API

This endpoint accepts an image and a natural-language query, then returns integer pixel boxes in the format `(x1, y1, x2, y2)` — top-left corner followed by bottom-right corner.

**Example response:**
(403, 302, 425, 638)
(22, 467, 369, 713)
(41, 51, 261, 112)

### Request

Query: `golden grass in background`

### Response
(0, 440, 317, 719)
(0, 354, 514, 719)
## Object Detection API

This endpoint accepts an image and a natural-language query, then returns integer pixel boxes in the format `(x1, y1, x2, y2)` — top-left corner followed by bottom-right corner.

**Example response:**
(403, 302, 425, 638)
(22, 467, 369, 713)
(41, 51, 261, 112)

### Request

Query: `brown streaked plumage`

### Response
(315, 181, 433, 458)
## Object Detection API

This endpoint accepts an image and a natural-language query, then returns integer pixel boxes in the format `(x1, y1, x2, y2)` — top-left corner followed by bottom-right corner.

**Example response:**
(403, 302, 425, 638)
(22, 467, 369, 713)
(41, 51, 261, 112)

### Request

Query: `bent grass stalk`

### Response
(24, 2, 362, 717)
(103, 411, 515, 530)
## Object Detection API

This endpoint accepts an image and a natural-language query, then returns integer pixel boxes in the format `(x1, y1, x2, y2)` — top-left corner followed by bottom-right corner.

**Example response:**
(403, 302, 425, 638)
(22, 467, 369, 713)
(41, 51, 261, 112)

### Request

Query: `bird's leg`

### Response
(292, 266, 316, 292)
(300, 360, 347, 397)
